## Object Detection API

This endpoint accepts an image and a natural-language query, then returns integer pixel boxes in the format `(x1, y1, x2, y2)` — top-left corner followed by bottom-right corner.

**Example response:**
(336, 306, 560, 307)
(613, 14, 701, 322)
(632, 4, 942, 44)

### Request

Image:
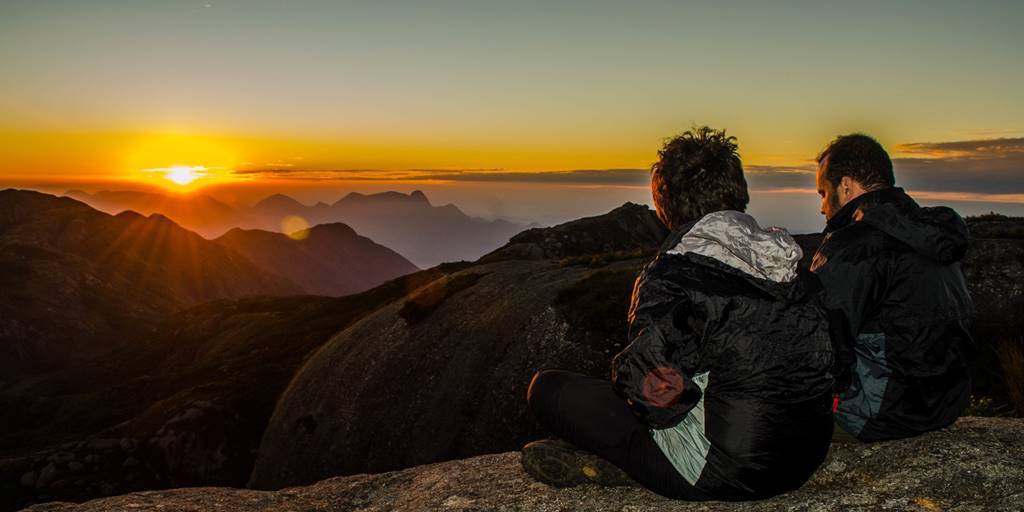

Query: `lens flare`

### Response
(281, 215, 310, 240)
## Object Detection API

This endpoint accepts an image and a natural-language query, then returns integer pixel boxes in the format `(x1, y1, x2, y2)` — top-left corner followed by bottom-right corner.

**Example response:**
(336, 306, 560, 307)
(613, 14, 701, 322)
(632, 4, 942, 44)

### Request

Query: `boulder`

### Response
(248, 258, 642, 489)
(25, 417, 1024, 511)
(479, 202, 668, 263)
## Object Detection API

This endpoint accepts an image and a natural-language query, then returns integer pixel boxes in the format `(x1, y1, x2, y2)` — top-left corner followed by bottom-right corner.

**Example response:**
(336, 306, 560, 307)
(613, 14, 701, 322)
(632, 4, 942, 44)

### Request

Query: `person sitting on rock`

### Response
(521, 126, 839, 500)
(810, 133, 974, 442)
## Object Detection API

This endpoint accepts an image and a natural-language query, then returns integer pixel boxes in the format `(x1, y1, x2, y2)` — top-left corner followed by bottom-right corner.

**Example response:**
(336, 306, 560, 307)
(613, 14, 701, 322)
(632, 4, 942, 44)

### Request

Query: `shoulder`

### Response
(814, 222, 904, 269)
(820, 222, 880, 252)
(638, 249, 704, 286)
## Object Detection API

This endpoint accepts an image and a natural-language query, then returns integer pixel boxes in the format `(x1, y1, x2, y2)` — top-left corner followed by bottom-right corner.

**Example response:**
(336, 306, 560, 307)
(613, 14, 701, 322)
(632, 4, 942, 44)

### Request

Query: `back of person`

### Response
(812, 187, 973, 441)
(810, 133, 974, 442)
(523, 126, 837, 502)
(613, 209, 836, 499)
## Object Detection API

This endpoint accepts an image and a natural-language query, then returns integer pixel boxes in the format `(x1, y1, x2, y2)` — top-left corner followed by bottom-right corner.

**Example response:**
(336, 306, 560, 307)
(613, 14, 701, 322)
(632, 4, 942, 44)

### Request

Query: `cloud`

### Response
(745, 165, 817, 191)
(231, 168, 654, 185)
(909, 191, 1024, 204)
(895, 137, 1024, 159)
(231, 166, 821, 189)
(229, 136, 1023, 202)
(893, 137, 1024, 195)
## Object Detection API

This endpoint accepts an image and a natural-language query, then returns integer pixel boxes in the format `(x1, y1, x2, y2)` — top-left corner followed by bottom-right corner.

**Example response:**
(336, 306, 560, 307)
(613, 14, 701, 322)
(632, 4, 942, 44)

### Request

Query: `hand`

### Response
(641, 366, 686, 408)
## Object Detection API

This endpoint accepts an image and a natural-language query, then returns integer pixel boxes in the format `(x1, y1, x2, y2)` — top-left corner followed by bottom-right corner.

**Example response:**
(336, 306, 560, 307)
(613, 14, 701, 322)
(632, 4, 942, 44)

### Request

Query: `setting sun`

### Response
(123, 134, 240, 191)
(144, 165, 208, 186)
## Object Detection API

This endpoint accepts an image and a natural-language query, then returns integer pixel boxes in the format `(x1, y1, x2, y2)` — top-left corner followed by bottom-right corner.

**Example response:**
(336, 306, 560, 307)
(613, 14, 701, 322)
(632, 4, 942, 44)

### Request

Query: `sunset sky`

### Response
(1, 0, 1022, 231)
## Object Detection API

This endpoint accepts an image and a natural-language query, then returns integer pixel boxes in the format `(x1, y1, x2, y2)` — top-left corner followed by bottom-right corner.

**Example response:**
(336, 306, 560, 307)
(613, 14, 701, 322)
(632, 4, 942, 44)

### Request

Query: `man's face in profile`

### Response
(815, 156, 842, 220)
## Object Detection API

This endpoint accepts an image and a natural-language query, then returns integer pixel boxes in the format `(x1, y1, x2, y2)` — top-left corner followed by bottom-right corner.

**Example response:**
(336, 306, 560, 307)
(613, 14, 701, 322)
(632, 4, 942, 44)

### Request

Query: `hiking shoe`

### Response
(520, 438, 637, 488)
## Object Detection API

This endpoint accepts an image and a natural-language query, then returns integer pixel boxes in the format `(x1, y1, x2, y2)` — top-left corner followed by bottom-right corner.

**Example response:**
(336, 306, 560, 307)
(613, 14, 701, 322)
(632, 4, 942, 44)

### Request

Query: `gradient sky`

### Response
(1, 0, 1022, 231)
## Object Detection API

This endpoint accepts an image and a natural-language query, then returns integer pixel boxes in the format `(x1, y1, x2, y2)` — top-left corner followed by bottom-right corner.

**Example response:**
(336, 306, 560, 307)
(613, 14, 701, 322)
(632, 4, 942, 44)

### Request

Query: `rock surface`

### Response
(248, 258, 639, 489)
(6, 199, 1024, 510)
(250, 208, 1024, 491)
(249, 203, 670, 490)
(25, 417, 1024, 511)
(0, 271, 455, 511)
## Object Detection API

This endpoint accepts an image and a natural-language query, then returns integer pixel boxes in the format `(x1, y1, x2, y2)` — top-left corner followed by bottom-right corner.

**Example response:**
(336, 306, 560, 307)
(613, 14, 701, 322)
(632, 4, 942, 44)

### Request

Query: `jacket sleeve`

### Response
(610, 256, 703, 429)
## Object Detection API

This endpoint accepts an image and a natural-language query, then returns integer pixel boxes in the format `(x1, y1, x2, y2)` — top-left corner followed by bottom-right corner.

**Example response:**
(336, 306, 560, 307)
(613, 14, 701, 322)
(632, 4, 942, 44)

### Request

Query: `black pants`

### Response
(526, 368, 711, 500)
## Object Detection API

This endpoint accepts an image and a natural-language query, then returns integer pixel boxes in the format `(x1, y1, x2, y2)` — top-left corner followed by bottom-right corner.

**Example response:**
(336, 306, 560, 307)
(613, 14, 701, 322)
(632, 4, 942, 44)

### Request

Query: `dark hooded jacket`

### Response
(611, 210, 836, 500)
(811, 187, 974, 442)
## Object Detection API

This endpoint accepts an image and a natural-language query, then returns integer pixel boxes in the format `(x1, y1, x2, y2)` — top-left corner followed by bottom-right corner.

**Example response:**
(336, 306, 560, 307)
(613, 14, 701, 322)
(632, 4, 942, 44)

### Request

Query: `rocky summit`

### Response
(24, 417, 1024, 511)
(4, 198, 1023, 511)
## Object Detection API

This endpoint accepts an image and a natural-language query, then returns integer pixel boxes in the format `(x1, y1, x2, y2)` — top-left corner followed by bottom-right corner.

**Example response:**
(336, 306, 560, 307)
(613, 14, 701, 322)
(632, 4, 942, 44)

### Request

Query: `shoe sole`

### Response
(521, 439, 637, 488)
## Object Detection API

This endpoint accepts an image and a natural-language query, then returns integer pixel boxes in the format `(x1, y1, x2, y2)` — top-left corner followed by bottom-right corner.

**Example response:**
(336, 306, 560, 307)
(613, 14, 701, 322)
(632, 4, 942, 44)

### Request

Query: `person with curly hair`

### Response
(521, 126, 838, 500)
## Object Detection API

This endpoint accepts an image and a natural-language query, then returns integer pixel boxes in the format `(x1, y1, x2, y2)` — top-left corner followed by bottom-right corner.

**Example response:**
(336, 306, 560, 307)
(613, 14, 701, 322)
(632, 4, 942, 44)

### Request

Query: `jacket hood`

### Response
(667, 210, 803, 283)
(826, 187, 969, 263)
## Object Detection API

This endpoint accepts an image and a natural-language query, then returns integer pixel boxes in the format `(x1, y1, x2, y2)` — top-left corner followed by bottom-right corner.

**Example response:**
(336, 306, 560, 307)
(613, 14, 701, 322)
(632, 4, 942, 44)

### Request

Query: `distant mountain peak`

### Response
(306, 222, 357, 236)
(336, 190, 431, 206)
(148, 212, 175, 223)
(287, 222, 359, 241)
(410, 190, 430, 204)
(255, 193, 305, 210)
(479, 202, 668, 263)
(41, 186, 526, 269)
(113, 210, 144, 220)
(214, 220, 418, 296)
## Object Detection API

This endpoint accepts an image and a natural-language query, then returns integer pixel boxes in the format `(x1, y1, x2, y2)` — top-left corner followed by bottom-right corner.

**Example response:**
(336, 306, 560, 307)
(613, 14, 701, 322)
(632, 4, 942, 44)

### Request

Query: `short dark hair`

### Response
(817, 133, 895, 190)
(650, 126, 749, 230)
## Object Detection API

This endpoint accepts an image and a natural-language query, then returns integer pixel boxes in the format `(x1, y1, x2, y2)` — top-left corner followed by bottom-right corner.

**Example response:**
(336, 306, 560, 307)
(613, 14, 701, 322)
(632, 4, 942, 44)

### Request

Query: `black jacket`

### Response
(611, 210, 835, 500)
(811, 187, 974, 442)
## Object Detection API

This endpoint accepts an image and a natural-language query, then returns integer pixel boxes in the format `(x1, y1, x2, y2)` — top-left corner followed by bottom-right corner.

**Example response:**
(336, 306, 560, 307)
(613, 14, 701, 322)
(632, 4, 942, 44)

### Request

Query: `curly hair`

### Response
(650, 126, 749, 230)
(817, 133, 894, 190)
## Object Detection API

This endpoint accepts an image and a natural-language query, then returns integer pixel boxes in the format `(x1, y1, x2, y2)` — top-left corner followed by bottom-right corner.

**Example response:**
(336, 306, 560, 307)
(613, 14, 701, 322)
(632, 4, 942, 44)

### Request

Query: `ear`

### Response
(839, 176, 854, 191)
(838, 176, 867, 202)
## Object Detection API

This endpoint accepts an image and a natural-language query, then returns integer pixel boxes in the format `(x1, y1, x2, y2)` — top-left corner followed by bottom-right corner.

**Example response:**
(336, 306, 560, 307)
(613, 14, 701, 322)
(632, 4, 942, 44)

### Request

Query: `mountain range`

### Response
(0, 189, 421, 382)
(0, 189, 297, 380)
(65, 189, 528, 268)
(1, 190, 1021, 511)
(214, 224, 418, 297)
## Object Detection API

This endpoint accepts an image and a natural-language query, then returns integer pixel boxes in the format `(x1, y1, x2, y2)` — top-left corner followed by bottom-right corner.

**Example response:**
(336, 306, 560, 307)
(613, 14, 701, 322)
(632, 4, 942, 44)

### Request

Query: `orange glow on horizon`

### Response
(119, 134, 244, 192)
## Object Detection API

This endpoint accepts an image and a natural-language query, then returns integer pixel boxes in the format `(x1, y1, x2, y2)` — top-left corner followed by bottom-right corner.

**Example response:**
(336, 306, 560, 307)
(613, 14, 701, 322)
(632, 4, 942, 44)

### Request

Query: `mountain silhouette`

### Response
(2, 197, 1021, 510)
(314, 190, 523, 267)
(64, 189, 240, 237)
(249, 193, 311, 222)
(0, 189, 300, 380)
(67, 189, 526, 267)
(214, 223, 419, 296)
